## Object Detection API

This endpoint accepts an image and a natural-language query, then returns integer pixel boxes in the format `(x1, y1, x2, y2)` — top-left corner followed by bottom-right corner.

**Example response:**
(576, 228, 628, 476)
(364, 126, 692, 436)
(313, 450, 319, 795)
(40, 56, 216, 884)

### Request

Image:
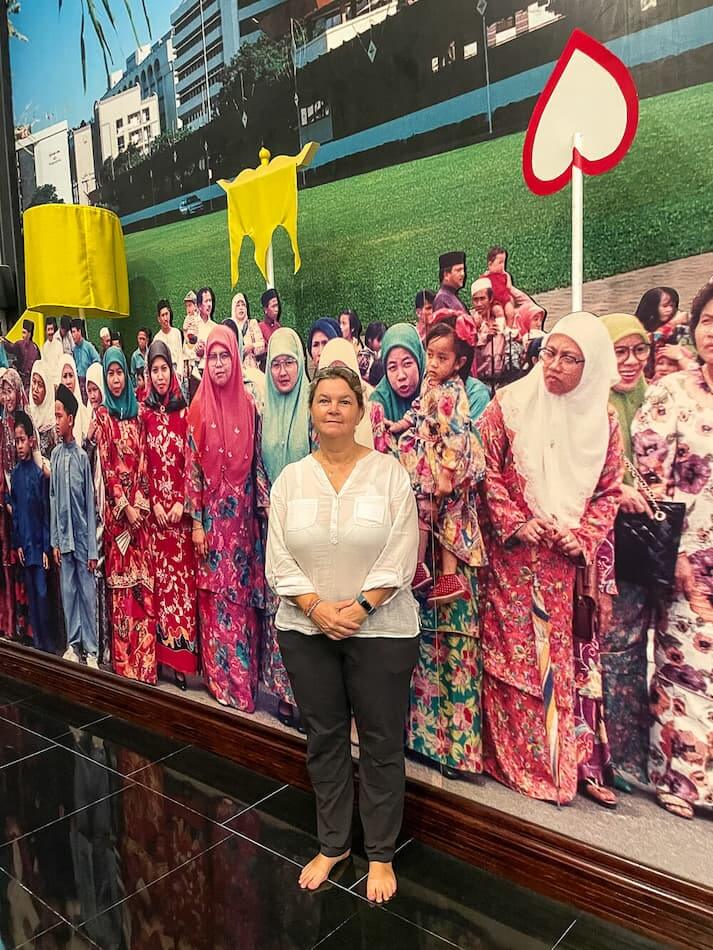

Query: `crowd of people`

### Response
(0, 245, 712, 898)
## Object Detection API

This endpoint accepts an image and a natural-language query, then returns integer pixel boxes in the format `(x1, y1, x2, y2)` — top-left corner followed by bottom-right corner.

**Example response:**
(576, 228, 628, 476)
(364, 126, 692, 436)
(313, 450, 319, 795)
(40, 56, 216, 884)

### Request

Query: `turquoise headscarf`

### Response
(262, 327, 310, 484)
(370, 323, 425, 421)
(102, 346, 138, 420)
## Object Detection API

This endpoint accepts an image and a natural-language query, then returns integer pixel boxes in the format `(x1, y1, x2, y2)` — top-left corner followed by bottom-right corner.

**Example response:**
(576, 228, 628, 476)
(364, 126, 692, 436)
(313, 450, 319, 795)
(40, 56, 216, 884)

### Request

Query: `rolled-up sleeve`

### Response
(266, 473, 316, 597)
(362, 464, 418, 593)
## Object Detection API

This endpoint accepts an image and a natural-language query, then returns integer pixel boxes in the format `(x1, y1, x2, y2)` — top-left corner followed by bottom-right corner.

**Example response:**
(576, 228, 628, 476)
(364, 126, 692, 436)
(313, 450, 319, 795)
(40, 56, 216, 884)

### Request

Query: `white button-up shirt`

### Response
(266, 451, 419, 638)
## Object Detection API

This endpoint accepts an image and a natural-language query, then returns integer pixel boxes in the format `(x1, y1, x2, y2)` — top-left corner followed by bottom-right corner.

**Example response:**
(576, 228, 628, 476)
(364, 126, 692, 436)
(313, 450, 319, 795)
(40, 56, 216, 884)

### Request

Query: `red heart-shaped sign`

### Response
(522, 29, 639, 196)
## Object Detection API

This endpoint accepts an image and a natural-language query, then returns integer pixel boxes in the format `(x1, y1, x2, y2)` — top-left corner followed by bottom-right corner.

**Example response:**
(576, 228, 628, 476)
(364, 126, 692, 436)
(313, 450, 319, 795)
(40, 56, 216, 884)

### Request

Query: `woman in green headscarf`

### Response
(371, 322, 484, 782)
(261, 327, 311, 728)
(95, 346, 156, 683)
(598, 313, 654, 788)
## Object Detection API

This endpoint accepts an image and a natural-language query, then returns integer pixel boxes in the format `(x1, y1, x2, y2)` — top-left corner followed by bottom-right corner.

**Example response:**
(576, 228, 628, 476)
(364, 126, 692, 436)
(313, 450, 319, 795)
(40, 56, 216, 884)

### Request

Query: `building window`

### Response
(431, 56, 439, 73)
(464, 40, 478, 60)
(117, 135, 125, 150)
(143, 108, 150, 122)
(116, 117, 123, 130)
(300, 99, 330, 127)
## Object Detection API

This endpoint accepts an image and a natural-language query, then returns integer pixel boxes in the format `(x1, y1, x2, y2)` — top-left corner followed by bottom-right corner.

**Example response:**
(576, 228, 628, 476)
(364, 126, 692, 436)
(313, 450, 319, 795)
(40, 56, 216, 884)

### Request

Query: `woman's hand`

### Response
(675, 553, 695, 599)
(192, 524, 208, 559)
(153, 502, 168, 528)
(311, 599, 361, 639)
(167, 501, 184, 524)
(515, 518, 555, 546)
(619, 483, 653, 517)
(553, 529, 583, 559)
(125, 505, 142, 527)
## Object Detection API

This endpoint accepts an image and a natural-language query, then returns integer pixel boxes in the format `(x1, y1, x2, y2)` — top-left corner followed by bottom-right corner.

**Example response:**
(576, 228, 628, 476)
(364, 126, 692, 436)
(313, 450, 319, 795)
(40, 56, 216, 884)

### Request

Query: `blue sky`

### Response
(9, 0, 176, 131)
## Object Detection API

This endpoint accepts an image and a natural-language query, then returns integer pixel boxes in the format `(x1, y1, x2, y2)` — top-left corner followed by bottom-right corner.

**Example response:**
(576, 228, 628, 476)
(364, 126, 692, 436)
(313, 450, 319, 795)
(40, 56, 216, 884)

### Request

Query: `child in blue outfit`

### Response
(50, 384, 99, 667)
(10, 411, 52, 652)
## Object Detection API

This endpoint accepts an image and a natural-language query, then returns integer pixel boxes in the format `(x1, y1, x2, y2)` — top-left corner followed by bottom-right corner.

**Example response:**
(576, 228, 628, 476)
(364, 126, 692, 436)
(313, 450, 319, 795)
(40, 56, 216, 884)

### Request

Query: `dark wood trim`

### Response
(2, 639, 711, 950)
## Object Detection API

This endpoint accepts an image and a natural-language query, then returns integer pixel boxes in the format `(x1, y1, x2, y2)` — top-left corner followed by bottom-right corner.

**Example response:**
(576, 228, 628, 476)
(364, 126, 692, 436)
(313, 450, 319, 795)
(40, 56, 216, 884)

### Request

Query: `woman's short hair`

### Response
(690, 281, 713, 338)
(635, 286, 679, 332)
(365, 321, 387, 347)
(339, 309, 362, 341)
(309, 364, 365, 410)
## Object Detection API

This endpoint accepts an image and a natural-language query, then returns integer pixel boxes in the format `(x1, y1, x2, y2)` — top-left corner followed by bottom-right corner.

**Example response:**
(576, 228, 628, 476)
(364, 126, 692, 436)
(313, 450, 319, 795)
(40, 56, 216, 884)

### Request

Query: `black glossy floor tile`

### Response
(2, 781, 231, 928)
(0, 676, 38, 708)
(131, 744, 284, 821)
(558, 913, 673, 949)
(0, 718, 52, 770)
(55, 717, 187, 775)
(0, 746, 125, 847)
(315, 905, 457, 948)
(7, 695, 107, 740)
(79, 831, 358, 950)
(0, 868, 68, 950)
(227, 784, 408, 887)
(352, 841, 575, 949)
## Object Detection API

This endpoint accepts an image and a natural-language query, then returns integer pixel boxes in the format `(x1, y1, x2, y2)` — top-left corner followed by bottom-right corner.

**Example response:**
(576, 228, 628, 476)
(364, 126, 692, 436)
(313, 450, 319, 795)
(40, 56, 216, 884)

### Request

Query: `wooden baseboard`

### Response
(1, 639, 711, 950)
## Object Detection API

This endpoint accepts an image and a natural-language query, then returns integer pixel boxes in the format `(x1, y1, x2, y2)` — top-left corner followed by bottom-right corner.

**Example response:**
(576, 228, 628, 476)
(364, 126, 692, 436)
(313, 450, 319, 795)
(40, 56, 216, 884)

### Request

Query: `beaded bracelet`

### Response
(305, 598, 322, 619)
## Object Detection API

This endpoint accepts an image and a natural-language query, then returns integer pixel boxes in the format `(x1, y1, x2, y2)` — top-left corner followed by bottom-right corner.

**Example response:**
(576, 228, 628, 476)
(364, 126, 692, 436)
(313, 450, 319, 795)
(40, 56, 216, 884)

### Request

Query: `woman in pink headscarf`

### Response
(186, 325, 268, 710)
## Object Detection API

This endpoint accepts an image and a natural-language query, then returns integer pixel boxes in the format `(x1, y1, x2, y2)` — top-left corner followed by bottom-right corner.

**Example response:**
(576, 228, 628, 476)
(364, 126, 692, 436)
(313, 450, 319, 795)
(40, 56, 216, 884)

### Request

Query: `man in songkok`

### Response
(1, 319, 41, 390)
(433, 251, 468, 313)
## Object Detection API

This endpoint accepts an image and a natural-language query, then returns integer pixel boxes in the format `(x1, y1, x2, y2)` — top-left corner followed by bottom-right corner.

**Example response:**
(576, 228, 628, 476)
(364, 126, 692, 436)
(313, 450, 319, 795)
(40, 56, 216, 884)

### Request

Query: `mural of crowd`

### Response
(0, 243, 711, 827)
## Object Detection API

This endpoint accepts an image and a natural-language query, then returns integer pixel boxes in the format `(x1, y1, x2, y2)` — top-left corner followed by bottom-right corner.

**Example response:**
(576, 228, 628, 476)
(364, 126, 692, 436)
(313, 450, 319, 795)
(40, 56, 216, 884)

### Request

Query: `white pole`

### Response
(482, 15, 492, 135)
(571, 132, 583, 312)
(266, 243, 275, 289)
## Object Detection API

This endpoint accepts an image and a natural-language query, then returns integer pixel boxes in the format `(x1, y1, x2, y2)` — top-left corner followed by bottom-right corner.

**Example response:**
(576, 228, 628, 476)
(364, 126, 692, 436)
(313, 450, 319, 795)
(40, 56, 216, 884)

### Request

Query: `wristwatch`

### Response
(356, 592, 376, 616)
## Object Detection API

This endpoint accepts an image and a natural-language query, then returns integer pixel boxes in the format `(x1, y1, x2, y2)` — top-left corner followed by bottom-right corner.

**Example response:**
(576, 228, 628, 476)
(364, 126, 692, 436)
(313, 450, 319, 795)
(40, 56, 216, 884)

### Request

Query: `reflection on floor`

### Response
(0, 674, 672, 950)
(156, 670, 713, 890)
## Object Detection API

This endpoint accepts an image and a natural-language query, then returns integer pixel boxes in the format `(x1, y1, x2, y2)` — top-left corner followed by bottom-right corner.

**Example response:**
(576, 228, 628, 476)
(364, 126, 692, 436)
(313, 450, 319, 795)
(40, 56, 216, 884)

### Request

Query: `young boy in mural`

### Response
(50, 384, 98, 667)
(10, 411, 52, 653)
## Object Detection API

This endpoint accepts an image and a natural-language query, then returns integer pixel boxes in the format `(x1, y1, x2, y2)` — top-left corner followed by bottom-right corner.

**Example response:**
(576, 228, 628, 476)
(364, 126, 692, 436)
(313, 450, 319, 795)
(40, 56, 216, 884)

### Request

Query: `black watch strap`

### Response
(356, 593, 376, 615)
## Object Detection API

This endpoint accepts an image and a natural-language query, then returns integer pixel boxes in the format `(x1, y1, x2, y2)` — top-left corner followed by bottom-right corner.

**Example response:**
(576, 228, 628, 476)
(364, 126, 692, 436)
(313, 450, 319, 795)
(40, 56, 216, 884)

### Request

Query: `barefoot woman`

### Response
(266, 364, 420, 903)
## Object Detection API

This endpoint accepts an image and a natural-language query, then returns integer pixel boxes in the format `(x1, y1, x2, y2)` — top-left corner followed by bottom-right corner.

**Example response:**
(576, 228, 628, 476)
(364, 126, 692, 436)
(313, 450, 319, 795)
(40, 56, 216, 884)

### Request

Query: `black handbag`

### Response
(614, 458, 685, 594)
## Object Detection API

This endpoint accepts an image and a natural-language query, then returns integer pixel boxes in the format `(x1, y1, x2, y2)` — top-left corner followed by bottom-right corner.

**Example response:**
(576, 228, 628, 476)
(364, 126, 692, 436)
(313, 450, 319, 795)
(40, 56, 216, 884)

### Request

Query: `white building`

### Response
(94, 85, 161, 165)
(103, 30, 180, 134)
(70, 123, 97, 204)
(170, 0, 287, 130)
(14, 121, 73, 210)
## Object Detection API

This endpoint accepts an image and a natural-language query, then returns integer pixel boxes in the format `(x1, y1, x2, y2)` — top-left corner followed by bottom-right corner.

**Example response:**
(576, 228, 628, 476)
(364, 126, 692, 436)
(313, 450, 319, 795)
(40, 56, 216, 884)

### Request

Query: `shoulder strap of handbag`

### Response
(622, 456, 663, 517)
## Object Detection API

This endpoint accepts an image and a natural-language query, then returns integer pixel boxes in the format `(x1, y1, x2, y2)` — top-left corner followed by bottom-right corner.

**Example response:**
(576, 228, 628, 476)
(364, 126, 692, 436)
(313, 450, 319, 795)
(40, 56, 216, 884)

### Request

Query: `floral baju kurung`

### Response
(95, 407, 156, 683)
(477, 399, 623, 803)
(632, 367, 713, 808)
(141, 402, 198, 675)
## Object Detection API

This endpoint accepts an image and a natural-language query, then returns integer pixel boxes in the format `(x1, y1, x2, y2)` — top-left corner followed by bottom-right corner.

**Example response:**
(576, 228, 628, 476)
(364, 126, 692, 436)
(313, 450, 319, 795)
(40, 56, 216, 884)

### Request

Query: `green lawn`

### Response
(119, 80, 713, 348)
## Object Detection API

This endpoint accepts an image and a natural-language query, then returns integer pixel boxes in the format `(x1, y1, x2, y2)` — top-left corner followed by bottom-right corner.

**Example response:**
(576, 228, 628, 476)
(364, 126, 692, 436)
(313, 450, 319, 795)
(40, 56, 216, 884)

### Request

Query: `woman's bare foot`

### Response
(367, 861, 397, 903)
(298, 851, 351, 891)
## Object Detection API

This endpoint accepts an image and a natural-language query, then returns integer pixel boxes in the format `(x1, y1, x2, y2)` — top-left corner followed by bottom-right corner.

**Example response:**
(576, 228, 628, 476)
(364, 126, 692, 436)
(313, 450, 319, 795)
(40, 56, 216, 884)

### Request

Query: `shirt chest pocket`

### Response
(286, 498, 319, 532)
(354, 496, 387, 527)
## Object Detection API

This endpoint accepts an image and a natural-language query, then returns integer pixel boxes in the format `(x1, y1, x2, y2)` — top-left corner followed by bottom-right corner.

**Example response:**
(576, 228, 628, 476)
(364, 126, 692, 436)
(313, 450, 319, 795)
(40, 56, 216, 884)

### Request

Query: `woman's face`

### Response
(61, 363, 76, 391)
(658, 292, 675, 325)
(150, 356, 171, 397)
(695, 300, 713, 367)
(339, 314, 352, 340)
(270, 355, 299, 395)
(542, 333, 585, 395)
(31, 373, 46, 406)
(385, 346, 420, 401)
(106, 363, 126, 398)
(612, 333, 649, 393)
(1, 382, 15, 412)
(311, 377, 363, 440)
(87, 381, 103, 410)
(310, 331, 329, 365)
(206, 344, 233, 387)
(234, 298, 248, 321)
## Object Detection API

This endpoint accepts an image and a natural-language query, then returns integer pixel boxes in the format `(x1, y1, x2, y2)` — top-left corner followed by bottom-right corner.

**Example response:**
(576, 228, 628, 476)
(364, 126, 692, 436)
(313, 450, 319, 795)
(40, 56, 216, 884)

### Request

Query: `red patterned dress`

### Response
(95, 407, 157, 683)
(141, 402, 197, 674)
(477, 399, 623, 803)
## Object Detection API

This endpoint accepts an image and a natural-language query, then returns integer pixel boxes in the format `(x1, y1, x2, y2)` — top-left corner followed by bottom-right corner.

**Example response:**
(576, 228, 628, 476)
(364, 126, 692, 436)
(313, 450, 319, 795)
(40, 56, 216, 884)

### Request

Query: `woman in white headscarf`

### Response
(28, 361, 56, 474)
(477, 312, 624, 805)
(57, 353, 90, 443)
(317, 337, 378, 449)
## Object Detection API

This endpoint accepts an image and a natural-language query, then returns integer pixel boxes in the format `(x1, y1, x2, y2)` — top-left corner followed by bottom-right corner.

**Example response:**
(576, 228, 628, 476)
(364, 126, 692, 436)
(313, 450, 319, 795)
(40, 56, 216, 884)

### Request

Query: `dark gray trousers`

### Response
(277, 629, 419, 863)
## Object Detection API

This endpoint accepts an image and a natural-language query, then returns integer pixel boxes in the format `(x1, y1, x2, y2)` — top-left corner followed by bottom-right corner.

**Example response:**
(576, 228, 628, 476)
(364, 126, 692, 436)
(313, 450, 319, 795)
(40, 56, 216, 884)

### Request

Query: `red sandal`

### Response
(412, 562, 432, 592)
